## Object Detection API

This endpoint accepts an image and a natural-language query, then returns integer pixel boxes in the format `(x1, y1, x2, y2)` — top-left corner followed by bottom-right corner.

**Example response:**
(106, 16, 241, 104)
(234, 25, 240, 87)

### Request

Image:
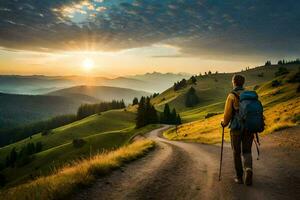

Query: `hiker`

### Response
(221, 74, 263, 186)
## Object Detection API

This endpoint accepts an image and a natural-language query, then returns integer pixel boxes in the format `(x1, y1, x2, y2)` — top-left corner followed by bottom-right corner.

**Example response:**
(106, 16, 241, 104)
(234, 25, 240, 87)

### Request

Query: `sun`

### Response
(82, 58, 94, 71)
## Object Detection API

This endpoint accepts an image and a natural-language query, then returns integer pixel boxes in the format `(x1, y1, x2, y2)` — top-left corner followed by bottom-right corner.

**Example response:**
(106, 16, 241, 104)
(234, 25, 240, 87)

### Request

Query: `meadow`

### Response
(0, 139, 155, 200)
(0, 108, 159, 187)
(163, 68, 300, 144)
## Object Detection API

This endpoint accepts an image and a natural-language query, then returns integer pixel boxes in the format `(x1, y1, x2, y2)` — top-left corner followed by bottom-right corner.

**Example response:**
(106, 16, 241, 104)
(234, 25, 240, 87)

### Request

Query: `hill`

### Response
(0, 72, 190, 95)
(164, 68, 300, 143)
(0, 93, 97, 129)
(152, 64, 300, 119)
(0, 110, 158, 187)
(48, 85, 151, 104)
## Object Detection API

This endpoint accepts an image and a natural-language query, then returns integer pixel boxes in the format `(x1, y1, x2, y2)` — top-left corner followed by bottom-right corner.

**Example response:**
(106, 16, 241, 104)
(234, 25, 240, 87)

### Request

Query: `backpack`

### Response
(231, 90, 265, 134)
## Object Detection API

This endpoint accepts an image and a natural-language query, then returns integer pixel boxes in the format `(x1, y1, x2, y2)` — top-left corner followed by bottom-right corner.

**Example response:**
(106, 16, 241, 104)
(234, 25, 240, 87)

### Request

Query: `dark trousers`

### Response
(230, 130, 254, 178)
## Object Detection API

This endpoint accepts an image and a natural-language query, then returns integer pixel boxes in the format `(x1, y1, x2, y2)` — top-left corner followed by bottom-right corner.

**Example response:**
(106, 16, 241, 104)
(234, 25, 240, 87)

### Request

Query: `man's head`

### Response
(232, 74, 245, 88)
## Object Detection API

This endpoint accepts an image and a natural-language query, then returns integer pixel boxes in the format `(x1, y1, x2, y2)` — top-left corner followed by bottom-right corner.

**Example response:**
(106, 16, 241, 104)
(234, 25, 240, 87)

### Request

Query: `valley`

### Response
(0, 63, 299, 200)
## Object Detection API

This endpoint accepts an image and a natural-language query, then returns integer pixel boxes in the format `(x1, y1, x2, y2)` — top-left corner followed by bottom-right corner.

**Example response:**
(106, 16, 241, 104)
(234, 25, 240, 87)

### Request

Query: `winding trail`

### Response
(73, 126, 300, 200)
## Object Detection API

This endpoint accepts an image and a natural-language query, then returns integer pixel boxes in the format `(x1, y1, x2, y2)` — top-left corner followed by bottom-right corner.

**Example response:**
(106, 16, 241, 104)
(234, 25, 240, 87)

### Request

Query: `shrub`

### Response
(72, 138, 86, 148)
(253, 85, 260, 90)
(271, 80, 281, 87)
(297, 85, 300, 93)
(205, 113, 220, 119)
(42, 129, 51, 136)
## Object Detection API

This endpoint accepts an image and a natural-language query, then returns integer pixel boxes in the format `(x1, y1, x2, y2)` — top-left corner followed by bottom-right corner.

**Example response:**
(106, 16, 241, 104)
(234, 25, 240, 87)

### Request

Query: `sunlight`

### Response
(82, 58, 94, 71)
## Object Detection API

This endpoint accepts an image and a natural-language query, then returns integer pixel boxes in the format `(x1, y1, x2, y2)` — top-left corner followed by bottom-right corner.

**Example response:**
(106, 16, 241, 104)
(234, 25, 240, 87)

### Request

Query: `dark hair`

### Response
(232, 74, 245, 87)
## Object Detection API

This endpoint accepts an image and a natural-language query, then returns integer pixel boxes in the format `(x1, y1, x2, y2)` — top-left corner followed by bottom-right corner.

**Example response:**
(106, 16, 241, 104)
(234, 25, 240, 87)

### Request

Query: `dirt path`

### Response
(73, 126, 300, 200)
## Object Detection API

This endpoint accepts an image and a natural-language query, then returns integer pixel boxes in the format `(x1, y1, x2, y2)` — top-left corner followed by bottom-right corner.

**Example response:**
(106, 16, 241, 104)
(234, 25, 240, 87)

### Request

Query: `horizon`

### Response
(0, 60, 293, 78)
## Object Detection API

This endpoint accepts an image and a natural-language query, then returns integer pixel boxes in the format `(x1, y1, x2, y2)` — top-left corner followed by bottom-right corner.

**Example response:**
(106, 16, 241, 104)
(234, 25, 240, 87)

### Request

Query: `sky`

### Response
(0, 0, 299, 77)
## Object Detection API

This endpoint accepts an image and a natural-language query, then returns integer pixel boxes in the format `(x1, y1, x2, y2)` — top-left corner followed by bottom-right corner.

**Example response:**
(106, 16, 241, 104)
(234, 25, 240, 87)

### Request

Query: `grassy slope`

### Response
(0, 92, 93, 129)
(0, 110, 135, 162)
(164, 70, 300, 144)
(152, 64, 299, 121)
(0, 110, 142, 187)
(0, 139, 155, 200)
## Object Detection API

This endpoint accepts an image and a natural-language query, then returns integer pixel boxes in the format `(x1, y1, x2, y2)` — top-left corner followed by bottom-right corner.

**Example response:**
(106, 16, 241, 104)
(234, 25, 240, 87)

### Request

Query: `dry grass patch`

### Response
(164, 114, 230, 144)
(0, 139, 155, 200)
(164, 98, 300, 144)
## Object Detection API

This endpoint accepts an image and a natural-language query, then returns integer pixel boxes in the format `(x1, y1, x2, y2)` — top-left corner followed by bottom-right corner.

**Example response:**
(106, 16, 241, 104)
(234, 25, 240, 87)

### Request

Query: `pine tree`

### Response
(171, 108, 177, 124)
(149, 106, 158, 124)
(132, 97, 139, 105)
(136, 97, 146, 128)
(190, 76, 197, 85)
(163, 104, 171, 123)
(185, 87, 199, 107)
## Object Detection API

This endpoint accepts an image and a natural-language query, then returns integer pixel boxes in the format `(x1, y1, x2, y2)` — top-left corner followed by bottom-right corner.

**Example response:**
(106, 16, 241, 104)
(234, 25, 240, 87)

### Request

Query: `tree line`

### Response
(277, 59, 300, 65)
(0, 114, 77, 147)
(265, 59, 300, 66)
(77, 100, 125, 120)
(4, 142, 43, 168)
(135, 96, 181, 128)
(173, 75, 198, 91)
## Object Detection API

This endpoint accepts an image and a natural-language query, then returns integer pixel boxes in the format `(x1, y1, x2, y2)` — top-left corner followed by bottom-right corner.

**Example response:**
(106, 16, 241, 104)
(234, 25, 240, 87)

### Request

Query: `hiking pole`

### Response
(219, 125, 225, 181)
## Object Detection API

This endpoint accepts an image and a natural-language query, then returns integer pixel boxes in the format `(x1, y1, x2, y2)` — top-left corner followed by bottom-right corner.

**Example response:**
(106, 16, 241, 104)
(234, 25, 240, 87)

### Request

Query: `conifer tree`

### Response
(136, 97, 146, 128)
(185, 87, 199, 107)
(171, 108, 177, 124)
(163, 104, 171, 123)
(132, 97, 139, 105)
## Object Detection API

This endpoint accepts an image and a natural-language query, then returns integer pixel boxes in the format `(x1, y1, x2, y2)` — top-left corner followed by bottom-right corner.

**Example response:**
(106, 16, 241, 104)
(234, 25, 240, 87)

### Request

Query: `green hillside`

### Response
(164, 70, 300, 144)
(0, 92, 97, 129)
(0, 109, 153, 187)
(153, 64, 300, 122)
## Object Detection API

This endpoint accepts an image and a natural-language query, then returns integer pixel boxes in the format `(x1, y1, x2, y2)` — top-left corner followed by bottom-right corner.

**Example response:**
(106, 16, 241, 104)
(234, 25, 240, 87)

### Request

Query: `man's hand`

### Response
(221, 121, 225, 127)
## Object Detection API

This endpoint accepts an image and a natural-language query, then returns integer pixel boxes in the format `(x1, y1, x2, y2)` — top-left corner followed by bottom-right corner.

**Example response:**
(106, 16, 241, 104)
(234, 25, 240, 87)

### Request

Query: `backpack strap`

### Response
(230, 91, 240, 113)
(231, 91, 240, 100)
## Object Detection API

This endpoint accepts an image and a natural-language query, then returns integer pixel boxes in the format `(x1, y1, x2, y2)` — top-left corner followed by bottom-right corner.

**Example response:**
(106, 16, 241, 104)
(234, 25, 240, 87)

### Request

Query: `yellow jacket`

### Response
(223, 89, 244, 127)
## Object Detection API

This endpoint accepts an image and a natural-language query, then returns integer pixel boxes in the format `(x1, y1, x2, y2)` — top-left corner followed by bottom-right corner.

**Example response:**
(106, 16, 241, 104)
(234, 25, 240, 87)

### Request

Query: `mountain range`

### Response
(0, 72, 191, 95)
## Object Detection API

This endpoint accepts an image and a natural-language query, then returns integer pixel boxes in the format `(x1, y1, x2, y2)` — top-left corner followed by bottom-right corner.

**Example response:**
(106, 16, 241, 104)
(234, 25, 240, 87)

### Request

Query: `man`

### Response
(221, 74, 254, 186)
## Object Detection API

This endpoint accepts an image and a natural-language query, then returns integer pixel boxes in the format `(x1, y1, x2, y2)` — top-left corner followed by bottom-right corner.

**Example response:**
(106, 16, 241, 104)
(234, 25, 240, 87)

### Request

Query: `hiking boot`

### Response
(245, 168, 253, 186)
(234, 177, 243, 184)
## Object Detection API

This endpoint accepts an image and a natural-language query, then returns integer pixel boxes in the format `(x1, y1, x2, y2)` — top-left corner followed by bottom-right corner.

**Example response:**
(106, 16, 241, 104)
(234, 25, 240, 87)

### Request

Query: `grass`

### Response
(153, 64, 299, 114)
(180, 102, 225, 122)
(0, 110, 135, 165)
(0, 139, 155, 200)
(164, 73, 300, 144)
(0, 105, 158, 187)
(1, 124, 160, 187)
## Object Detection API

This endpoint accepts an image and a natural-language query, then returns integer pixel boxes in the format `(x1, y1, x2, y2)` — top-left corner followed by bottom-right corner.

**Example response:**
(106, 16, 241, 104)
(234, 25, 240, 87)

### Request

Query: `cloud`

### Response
(0, 0, 299, 59)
